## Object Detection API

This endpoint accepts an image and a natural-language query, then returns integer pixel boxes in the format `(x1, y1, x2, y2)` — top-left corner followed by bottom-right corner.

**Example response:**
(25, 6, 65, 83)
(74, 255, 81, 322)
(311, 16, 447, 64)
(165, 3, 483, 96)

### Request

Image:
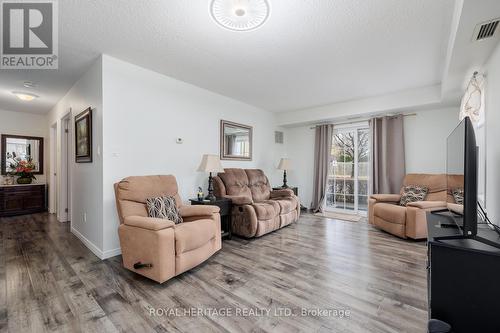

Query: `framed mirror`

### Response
(1, 134, 44, 175)
(220, 120, 252, 161)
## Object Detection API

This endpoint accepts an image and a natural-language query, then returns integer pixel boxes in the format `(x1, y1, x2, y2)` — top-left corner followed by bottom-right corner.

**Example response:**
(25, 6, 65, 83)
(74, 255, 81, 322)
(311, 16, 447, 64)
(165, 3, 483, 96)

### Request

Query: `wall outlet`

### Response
(83, 212, 87, 223)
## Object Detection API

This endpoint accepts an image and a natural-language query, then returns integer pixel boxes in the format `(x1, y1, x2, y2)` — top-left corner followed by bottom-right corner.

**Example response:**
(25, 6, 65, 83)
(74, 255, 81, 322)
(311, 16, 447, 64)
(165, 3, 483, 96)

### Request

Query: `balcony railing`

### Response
(325, 162, 369, 211)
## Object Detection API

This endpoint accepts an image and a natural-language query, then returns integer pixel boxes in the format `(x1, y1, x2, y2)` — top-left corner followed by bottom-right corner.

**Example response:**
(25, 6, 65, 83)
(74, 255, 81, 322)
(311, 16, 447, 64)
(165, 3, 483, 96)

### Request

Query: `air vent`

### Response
(474, 19, 500, 41)
(275, 131, 284, 144)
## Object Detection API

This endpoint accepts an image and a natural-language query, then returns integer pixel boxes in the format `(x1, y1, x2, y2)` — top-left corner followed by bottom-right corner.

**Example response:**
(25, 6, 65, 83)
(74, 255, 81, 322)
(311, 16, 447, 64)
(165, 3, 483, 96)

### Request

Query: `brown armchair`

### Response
(213, 168, 300, 238)
(368, 174, 448, 239)
(114, 175, 221, 283)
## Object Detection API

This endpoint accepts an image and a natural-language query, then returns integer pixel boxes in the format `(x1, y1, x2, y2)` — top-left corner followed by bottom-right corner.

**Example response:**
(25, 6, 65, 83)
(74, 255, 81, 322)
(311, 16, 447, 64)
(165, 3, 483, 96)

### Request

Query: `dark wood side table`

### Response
(189, 197, 232, 240)
(272, 186, 307, 211)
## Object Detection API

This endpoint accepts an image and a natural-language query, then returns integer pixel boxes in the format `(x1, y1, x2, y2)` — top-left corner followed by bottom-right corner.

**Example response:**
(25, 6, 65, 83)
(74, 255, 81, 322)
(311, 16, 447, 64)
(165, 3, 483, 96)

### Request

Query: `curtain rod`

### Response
(308, 113, 417, 129)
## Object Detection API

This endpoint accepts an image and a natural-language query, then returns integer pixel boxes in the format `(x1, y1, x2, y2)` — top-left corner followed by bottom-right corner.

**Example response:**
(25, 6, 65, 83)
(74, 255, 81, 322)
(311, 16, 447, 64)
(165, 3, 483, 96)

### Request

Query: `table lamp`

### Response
(197, 154, 224, 201)
(277, 158, 291, 188)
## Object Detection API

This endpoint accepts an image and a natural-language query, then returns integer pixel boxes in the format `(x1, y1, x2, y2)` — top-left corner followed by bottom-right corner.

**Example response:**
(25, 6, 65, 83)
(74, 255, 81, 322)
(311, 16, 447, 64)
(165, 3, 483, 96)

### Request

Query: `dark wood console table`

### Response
(0, 184, 47, 217)
(427, 211, 500, 332)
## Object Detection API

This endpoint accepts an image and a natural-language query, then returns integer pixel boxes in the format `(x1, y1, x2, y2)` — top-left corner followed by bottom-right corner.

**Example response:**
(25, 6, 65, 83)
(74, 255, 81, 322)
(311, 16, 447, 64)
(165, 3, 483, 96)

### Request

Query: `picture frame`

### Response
(220, 120, 253, 161)
(75, 107, 92, 163)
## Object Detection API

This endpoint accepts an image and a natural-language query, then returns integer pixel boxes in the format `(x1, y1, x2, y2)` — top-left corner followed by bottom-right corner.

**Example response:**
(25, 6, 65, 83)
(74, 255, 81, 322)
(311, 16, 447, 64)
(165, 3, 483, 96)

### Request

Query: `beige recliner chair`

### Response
(114, 175, 221, 283)
(213, 168, 300, 238)
(368, 174, 449, 239)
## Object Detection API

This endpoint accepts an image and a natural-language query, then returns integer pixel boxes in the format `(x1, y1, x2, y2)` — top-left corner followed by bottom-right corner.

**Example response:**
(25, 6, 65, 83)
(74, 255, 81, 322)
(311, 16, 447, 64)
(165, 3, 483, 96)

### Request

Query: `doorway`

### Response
(324, 123, 370, 214)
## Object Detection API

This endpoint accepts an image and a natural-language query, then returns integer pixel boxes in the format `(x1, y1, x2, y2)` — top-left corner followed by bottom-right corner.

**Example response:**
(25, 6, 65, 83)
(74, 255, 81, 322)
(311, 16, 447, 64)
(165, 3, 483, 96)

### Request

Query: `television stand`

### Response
(427, 212, 500, 332)
(437, 223, 460, 229)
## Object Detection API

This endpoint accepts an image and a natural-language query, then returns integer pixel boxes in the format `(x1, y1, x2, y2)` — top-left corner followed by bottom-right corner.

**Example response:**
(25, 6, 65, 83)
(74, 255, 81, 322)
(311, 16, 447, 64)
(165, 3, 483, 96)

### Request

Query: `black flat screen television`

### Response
(446, 116, 478, 236)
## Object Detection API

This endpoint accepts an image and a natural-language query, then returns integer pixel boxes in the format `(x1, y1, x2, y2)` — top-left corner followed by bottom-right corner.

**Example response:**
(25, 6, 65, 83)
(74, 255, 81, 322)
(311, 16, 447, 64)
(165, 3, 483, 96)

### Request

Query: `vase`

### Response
(17, 177, 33, 185)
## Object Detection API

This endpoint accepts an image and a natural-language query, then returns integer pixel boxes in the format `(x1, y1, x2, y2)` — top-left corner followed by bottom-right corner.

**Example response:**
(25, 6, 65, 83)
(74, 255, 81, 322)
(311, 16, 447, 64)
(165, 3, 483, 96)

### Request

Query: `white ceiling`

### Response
(442, 0, 500, 99)
(0, 0, 460, 114)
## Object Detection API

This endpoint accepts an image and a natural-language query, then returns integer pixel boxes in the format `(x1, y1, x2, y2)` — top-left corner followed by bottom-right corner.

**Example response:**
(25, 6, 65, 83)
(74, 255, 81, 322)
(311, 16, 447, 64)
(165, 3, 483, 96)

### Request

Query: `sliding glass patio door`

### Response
(325, 124, 370, 214)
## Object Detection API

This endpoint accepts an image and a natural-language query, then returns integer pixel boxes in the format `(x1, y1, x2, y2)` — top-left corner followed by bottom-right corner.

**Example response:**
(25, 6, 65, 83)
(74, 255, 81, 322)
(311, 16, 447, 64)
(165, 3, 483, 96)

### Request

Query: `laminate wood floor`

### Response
(0, 213, 428, 333)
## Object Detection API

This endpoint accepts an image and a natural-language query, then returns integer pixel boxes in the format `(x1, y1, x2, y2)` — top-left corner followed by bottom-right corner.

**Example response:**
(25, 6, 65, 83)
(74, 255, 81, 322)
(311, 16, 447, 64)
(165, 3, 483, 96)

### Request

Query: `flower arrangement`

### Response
(8, 158, 37, 184)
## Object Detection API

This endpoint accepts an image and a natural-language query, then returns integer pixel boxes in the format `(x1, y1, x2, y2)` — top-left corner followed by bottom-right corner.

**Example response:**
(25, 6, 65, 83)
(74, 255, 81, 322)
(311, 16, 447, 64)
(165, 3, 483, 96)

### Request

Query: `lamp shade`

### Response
(277, 158, 291, 170)
(197, 154, 224, 173)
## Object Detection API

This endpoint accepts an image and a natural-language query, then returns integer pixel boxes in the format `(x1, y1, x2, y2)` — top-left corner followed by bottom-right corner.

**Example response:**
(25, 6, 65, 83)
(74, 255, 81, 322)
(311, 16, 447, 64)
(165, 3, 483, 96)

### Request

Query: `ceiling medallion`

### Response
(210, 0, 270, 31)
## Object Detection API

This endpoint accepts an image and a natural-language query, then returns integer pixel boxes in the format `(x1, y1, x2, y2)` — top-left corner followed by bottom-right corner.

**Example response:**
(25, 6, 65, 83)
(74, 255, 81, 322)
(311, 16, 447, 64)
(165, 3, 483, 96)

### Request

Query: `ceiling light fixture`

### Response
(12, 91, 39, 101)
(210, 0, 270, 31)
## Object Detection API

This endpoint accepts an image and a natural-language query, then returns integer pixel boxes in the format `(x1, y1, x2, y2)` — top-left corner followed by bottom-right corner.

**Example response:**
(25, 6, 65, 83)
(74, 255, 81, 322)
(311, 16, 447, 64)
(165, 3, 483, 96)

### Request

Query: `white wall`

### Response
(101, 55, 285, 253)
(285, 126, 315, 208)
(47, 57, 104, 255)
(404, 108, 460, 173)
(0, 109, 48, 184)
(285, 108, 459, 208)
(483, 42, 500, 225)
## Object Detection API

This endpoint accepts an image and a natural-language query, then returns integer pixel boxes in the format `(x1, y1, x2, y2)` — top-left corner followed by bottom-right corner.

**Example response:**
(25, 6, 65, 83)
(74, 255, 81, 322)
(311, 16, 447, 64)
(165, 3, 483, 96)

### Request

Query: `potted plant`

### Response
(9, 158, 37, 184)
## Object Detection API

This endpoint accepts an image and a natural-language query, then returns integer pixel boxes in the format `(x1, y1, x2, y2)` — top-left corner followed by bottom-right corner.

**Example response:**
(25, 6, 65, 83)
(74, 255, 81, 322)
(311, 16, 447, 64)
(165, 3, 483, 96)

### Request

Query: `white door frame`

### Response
(49, 122, 57, 214)
(58, 111, 72, 222)
(324, 122, 370, 215)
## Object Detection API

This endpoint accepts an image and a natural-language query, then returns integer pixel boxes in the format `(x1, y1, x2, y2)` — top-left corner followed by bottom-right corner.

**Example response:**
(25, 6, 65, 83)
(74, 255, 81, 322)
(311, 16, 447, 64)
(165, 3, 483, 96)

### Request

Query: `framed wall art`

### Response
(75, 107, 92, 163)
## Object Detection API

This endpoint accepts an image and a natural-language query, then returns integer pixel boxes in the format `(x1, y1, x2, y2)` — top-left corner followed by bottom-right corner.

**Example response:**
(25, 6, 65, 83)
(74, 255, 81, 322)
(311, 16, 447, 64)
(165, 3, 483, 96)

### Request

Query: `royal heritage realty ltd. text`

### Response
(149, 307, 352, 318)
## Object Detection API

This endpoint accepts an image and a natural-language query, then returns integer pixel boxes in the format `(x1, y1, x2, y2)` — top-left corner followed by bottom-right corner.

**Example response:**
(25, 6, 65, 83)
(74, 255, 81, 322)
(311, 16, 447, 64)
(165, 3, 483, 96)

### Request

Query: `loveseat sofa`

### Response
(114, 175, 221, 283)
(213, 168, 300, 238)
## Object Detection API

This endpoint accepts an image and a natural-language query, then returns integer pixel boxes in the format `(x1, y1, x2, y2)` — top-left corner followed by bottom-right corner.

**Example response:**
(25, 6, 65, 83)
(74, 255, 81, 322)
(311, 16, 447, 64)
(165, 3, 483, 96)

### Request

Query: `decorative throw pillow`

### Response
(146, 196, 183, 224)
(453, 188, 464, 205)
(399, 185, 428, 206)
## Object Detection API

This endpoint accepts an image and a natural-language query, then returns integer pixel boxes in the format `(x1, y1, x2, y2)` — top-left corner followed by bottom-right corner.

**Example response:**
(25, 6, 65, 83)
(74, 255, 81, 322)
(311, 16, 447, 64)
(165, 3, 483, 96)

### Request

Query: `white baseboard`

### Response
(103, 247, 122, 259)
(71, 227, 121, 260)
(71, 227, 103, 258)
